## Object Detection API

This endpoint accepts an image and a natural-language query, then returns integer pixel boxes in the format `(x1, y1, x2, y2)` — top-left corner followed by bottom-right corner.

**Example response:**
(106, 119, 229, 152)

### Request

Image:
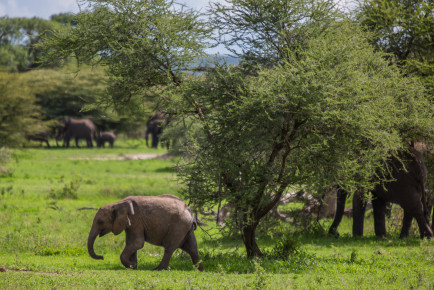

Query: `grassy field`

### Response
(0, 138, 433, 289)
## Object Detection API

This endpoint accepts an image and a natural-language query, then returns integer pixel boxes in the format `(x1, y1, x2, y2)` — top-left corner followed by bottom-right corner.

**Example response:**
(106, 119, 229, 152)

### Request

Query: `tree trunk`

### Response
(242, 222, 264, 258)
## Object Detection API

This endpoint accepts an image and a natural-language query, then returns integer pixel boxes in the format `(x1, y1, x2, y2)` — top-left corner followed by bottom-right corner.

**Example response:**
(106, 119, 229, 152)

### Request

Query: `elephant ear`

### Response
(112, 199, 135, 235)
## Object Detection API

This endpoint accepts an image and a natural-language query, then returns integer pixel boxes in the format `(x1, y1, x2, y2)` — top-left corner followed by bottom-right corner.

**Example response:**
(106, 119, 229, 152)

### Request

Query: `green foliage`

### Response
(39, 245, 86, 256)
(0, 72, 44, 147)
(210, 0, 341, 66)
(357, 0, 434, 94)
(269, 235, 301, 260)
(50, 13, 78, 26)
(48, 177, 81, 200)
(22, 64, 107, 119)
(0, 147, 13, 177)
(0, 16, 64, 71)
(252, 260, 269, 289)
(40, 0, 212, 103)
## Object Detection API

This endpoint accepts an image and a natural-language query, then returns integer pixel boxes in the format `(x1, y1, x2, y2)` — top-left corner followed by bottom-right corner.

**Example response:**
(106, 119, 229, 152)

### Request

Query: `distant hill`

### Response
(195, 55, 241, 67)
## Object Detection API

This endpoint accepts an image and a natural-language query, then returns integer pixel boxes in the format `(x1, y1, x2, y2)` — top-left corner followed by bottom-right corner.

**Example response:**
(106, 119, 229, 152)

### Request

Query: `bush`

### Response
(48, 178, 81, 199)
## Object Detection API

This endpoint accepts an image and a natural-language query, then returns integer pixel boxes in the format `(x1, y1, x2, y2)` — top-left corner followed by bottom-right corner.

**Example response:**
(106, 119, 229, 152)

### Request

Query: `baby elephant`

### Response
(97, 131, 116, 148)
(87, 195, 204, 271)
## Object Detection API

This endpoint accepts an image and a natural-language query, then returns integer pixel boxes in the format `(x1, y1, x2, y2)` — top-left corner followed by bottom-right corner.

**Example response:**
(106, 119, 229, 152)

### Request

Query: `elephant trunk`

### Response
(87, 228, 104, 260)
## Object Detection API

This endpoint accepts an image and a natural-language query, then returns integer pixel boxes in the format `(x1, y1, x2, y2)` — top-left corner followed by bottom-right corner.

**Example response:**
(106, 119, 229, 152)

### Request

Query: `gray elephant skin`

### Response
(57, 118, 96, 148)
(25, 130, 51, 148)
(329, 146, 433, 239)
(97, 131, 116, 148)
(145, 113, 168, 149)
(87, 195, 204, 271)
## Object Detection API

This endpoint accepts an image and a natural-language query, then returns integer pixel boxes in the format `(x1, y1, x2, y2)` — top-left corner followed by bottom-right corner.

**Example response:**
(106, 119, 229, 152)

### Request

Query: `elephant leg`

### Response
(154, 247, 176, 271)
(120, 232, 144, 269)
(432, 207, 434, 233)
(372, 197, 387, 238)
(129, 251, 138, 267)
(352, 191, 367, 237)
(180, 229, 204, 271)
(152, 133, 159, 148)
(399, 210, 413, 238)
(413, 211, 433, 239)
(328, 188, 347, 237)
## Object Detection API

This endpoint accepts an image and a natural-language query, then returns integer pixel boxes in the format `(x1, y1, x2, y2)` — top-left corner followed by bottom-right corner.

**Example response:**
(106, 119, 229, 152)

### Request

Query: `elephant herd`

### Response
(25, 118, 116, 148)
(27, 114, 168, 149)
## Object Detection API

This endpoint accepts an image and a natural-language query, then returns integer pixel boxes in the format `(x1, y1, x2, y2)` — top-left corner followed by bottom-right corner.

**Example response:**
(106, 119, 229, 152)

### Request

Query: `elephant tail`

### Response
(193, 213, 207, 230)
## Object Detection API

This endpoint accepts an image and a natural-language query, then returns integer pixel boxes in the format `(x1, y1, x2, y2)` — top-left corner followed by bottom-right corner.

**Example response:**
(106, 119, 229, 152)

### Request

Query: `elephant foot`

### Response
(328, 228, 340, 238)
(122, 263, 137, 269)
(121, 258, 137, 269)
(196, 263, 204, 272)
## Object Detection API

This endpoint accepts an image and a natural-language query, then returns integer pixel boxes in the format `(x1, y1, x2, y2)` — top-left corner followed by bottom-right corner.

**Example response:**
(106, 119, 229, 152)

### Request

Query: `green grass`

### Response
(1, 138, 433, 289)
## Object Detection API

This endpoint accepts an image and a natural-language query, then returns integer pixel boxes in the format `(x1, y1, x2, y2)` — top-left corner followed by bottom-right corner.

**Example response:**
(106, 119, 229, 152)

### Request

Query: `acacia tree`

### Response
(173, 21, 433, 257)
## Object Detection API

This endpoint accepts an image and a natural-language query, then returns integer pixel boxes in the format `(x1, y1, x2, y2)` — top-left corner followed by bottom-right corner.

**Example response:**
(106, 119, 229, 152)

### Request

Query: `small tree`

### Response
(175, 21, 433, 257)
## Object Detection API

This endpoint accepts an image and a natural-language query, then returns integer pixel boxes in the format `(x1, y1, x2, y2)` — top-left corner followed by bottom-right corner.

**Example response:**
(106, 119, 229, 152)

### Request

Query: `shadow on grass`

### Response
(297, 232, 424, 248)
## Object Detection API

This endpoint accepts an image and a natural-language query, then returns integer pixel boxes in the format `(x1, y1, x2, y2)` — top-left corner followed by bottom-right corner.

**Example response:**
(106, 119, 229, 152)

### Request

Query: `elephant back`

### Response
(66, 118, 96, 138)
(129, 195, 195, 245)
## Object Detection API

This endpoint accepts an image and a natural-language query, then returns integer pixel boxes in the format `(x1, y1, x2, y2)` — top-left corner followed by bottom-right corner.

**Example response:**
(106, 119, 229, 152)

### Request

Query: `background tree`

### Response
(39, 0, 211, 108)
(0, 16, 67, 71)
(357, 0, 434, 94)
(0, 72, 45, 147)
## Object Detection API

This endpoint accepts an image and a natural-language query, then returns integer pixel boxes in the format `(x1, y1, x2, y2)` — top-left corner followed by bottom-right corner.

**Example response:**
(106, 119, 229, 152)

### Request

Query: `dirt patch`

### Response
(69, 153, 170, 161)
(1, 266, 61, 275)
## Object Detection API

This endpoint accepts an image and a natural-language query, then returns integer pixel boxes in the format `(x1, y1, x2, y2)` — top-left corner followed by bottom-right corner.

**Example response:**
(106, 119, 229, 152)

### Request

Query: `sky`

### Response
(0, 0, 216, 19)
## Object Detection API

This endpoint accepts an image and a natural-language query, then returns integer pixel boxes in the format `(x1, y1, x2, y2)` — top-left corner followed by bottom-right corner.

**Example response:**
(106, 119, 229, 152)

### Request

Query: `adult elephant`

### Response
(145, 113, 168, 149)
(56, 118, 96, 148)
(329, 146, 432, 239)
(87, 195, 203, 271)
